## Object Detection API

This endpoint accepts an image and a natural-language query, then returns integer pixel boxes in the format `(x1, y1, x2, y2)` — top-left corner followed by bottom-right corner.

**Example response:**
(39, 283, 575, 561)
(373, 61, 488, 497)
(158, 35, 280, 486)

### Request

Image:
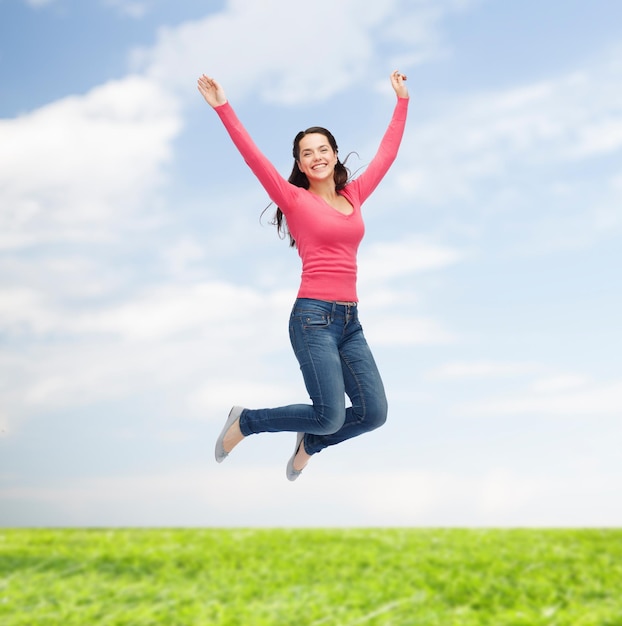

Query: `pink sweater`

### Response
(215, 97, 409, 302)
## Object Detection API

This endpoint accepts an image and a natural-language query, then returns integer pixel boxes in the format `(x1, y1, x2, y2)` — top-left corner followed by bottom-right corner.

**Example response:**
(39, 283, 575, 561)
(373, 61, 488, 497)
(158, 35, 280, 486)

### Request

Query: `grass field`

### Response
(1, 528, 621, 625)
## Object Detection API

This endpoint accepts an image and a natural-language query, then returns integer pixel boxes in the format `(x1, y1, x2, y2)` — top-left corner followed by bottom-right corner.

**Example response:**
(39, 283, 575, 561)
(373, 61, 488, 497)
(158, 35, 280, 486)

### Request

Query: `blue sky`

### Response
(1, 0, 621, 527)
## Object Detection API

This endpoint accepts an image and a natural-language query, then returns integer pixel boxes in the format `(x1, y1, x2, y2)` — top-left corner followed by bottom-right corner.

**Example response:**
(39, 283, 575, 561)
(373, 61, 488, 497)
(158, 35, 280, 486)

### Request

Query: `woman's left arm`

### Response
(348, 73, 409, 203)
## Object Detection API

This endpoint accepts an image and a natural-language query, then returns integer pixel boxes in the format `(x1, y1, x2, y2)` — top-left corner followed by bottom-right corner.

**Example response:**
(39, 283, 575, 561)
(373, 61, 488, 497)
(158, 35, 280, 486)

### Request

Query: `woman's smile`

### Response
(297, 133, 337, 179)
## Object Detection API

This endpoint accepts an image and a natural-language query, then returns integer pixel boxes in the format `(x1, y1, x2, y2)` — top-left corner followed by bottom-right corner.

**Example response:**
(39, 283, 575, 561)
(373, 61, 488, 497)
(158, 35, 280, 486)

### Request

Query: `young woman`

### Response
(198, 71, 409, 480)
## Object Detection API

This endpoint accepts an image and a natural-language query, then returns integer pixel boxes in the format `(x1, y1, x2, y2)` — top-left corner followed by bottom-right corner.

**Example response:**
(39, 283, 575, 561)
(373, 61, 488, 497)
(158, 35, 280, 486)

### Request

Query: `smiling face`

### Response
(296, 133, 338, 184)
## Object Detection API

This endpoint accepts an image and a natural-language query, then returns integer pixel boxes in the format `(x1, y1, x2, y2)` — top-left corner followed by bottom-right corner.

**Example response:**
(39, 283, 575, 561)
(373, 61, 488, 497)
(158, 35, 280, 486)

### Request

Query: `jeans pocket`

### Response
(301, 310, 331, 329)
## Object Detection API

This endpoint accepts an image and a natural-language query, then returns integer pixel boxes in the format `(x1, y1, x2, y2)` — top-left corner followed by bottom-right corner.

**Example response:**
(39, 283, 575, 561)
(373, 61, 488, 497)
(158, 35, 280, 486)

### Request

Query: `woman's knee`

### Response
(363, 395, 388, 431)
(314, 405, 345, 435)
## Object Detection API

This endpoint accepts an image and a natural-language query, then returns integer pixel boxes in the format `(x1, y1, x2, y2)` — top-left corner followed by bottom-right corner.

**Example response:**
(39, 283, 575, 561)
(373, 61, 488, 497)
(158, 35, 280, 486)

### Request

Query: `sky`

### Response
(1, 0, 621, 527)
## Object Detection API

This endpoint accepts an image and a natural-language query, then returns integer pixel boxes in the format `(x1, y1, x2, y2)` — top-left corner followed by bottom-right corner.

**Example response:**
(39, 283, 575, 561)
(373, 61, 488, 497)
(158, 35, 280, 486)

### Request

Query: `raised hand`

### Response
(390, 70, 409, 99)
(197, 74, 228, 108)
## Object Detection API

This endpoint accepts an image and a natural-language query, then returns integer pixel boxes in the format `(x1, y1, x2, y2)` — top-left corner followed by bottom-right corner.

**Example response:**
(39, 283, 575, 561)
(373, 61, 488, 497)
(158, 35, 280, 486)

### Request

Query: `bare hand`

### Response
(197, 74, 228, 108)
(390, 70, 409, 99)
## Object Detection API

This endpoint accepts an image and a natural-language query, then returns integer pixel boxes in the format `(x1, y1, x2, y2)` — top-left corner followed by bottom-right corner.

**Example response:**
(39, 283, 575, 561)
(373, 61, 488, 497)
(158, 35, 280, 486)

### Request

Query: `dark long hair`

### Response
(266, 126, 352, 248)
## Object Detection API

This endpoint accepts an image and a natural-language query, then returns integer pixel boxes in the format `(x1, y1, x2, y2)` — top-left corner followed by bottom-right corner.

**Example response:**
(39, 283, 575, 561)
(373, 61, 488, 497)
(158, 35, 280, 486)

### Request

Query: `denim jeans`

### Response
(238, 298, 388, 455)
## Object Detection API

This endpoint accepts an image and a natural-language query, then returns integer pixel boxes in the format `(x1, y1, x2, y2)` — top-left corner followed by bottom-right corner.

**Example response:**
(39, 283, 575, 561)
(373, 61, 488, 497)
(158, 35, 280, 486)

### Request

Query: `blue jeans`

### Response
(238, 299, 388, 455)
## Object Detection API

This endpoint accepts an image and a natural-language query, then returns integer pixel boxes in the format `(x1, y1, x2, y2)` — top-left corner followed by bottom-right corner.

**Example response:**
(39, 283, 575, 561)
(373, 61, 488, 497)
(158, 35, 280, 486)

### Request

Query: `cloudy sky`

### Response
(1, 0, 621, 527)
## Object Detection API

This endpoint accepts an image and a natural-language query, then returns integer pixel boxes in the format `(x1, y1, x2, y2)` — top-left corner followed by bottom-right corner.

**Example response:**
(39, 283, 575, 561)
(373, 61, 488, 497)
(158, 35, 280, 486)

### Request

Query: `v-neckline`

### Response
(311, 190, 354, 217)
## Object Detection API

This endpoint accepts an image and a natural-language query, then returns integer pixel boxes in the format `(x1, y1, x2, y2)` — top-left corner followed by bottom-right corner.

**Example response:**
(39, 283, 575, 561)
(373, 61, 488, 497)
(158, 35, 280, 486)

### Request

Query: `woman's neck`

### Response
(308, 179, 338, 202)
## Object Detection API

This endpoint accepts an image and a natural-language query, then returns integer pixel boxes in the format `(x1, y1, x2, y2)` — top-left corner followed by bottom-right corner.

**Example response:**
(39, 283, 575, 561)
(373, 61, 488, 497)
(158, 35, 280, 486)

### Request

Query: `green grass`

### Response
(1, 528, 621, 625)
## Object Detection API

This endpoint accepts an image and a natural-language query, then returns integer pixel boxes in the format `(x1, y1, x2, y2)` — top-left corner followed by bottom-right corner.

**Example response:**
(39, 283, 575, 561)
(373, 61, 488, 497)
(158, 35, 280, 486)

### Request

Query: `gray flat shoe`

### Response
(215, 406, 244, 463)
(286, 432, 306, 481)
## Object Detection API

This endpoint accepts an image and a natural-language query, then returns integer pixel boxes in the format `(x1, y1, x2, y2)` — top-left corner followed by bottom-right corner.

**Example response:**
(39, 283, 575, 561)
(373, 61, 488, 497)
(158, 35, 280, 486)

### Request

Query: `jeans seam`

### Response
(299, 317, 327, 426)
(340, 348, 366, 425)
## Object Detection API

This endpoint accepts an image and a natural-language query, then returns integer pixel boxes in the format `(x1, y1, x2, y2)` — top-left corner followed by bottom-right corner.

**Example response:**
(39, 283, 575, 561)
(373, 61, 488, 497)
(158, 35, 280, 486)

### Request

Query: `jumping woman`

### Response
(197, 70, 409, 480)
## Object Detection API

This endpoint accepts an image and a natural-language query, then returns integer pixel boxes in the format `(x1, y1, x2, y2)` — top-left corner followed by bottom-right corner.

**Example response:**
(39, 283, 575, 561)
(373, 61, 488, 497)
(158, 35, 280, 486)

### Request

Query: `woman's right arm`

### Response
(197, 74, 295, 208)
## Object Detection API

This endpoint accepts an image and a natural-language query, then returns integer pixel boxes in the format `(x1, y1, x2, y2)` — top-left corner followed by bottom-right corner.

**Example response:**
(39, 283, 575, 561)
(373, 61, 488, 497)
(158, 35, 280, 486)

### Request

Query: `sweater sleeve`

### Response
(214, 102, 297, 209)
(346, 97, 409, 204)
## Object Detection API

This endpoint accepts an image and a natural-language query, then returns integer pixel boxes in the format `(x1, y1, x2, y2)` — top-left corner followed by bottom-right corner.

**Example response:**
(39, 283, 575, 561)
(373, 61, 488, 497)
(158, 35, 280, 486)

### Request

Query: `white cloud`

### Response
(0, 287, 48, 334)
(74, 281, 261, 341)
(132, 0, 473, 105)
(359, 236, 463, 283)
(104, 0, 150, 19)
(430, 363, 621, 419)
(365, 314, 455, 346)
(392, 46, 622, 251)
(460, 378, 622, 418)
(187, 379, 300, 420)
(477, 469, 530, 516)
(0, 277, 298, 430)
(400, 72, 605, 201)
(354, 235, 462, 346)
(161, 237, 207, 280)
(570, 117, 622, 159)
(428, 360, 543, 380)
(3, 463, 620, 526)
(0, 75, 181, 249)
(530, 374, 590, 394)
(0, 282, 242, 341)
